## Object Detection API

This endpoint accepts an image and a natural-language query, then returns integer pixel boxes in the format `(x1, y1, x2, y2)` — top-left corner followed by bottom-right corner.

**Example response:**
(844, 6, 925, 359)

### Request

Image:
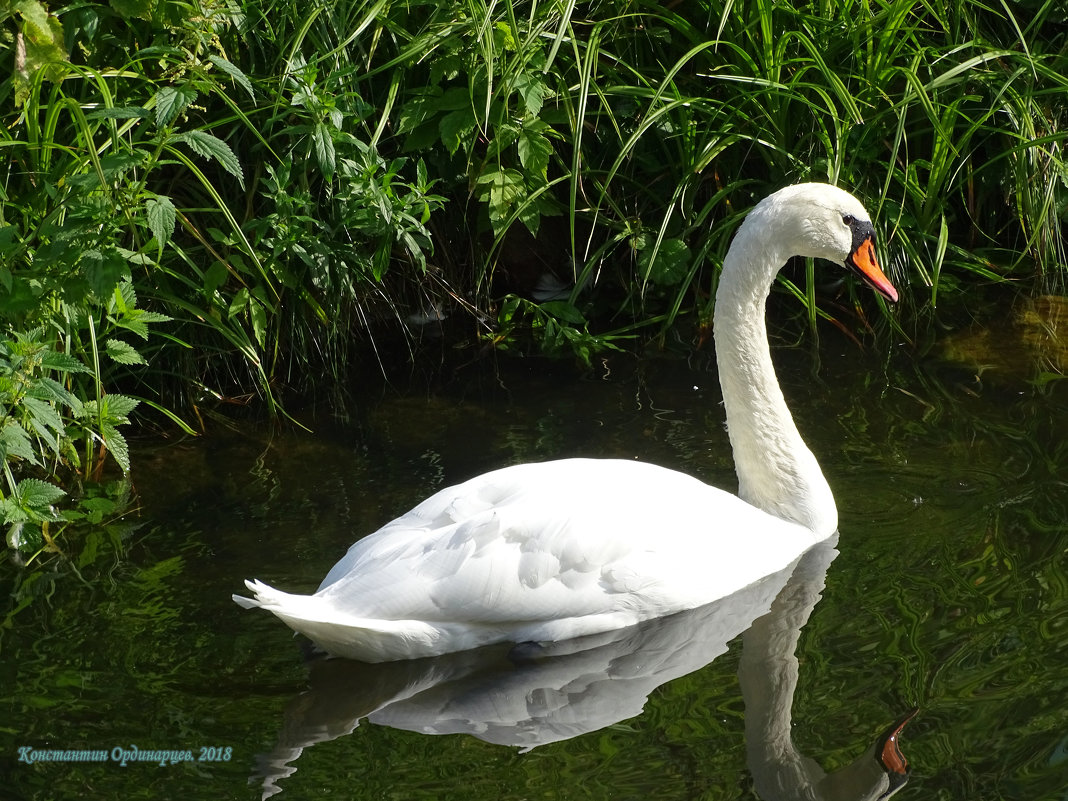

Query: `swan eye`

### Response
(842, 214, 856, 227)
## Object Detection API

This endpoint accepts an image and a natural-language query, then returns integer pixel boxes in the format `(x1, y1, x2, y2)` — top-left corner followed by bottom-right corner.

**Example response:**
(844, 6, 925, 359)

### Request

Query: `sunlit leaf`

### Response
(13, 1, 67, 97)
(103, 394, 140, 421)
(146, 194, 176, 247)
(208, 54, 254, 99)
(0, 420, 39, 465)
(154, 85, 198, 128)
(475, 169, 525, 234)
(514, 73, 549, 117)
(38, 351, 91, 375)
(105, 339, 147, 366)
(101, 423, 131, 473)
(15, 478, 66, 509)
(109, 0, 154, 19)
(518, 126, 553, 180)
(115, 309, 172, 341)
(312, 123, 335, 181)
(174, 130, 244, 188)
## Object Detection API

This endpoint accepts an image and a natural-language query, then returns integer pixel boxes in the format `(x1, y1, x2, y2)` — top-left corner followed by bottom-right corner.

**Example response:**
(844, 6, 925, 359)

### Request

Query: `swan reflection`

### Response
(255, 537, 912, 800)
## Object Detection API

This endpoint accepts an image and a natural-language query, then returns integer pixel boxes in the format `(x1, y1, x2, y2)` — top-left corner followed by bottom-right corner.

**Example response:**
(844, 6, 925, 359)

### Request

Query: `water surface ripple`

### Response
(2, 340, 1066, 801)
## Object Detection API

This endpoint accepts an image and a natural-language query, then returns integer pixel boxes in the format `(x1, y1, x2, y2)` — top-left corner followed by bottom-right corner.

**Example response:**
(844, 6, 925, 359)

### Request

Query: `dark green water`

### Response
(2, 331, 1066, 800)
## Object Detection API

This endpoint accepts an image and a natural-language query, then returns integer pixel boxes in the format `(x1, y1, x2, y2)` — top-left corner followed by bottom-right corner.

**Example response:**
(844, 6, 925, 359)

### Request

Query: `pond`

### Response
(2, 316, 1066, 801)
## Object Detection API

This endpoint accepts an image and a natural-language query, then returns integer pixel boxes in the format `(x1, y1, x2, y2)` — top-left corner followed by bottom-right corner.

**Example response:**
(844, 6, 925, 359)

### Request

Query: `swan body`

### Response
(235, 182, 898, 663)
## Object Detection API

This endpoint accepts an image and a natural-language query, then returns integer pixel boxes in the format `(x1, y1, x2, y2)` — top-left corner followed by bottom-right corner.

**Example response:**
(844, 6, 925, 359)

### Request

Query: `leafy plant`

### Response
(490, 294, 629, 366)
(0, 326, 139, 561)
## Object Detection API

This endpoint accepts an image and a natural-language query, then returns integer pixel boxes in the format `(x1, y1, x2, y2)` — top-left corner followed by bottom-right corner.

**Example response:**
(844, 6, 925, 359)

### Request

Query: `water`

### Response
(1, 326, 1066, 801)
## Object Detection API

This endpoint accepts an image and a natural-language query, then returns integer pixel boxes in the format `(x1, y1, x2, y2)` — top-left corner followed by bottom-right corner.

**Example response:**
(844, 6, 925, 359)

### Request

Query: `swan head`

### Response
(714, 183, 898, 536)
(745, 183, 899, 303)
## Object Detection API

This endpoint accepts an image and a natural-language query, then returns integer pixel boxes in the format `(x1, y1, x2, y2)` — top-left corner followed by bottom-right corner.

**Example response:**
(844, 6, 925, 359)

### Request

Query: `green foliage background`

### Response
(1, 0, 1066, 541)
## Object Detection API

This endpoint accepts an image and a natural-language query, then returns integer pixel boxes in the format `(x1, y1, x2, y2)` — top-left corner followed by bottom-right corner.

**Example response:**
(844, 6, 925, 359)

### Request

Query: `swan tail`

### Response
(232, 579, 324, 616)
(233, 579, 452, 662)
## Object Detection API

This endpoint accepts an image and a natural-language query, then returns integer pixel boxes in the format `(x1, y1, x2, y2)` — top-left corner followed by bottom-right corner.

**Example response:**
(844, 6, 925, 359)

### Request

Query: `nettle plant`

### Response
(1, 2, 252, 560)
(0, 282, 168, 563)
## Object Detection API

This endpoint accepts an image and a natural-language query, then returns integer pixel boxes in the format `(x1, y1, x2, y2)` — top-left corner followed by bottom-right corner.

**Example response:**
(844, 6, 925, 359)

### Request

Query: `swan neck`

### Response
(713, 208, 836, 535)
(738, 540, 840, 800)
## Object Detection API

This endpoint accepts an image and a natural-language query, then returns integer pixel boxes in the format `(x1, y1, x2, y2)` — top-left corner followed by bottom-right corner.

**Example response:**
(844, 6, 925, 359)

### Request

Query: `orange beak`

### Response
(847, 236, 898, 303)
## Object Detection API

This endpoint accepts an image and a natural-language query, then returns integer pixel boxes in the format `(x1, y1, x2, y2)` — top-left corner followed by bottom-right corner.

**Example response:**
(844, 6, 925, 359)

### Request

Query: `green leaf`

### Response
(397, 87, 470, 139)
(540, 300, 586, 325)
(109, 0, 154, 19)
(82, 248, 130, 298)
(38, 350, 91, 374)
(485, 124, 519, 162)
(0, 420, 39, 465)
(146, 194, 177, 247)
(21, 396, 64, 435)
(15, 478, 66, 509)
(2, 501, 30, 526)
(402, 122, 440, 152)
(115, 308, 171, 341)
(0, 275, 41, 315)
(396, 95, 435, 136)
(103, 394, 140, 421)
(114, 278, 138, 312)
(514, 73, 549, 117)
(439, 107, 476, 157)
(228, 287, 250, 318)
(105, 339, 147, 365)
(113, 316, 146, 342)
(518, 127, 553, 180)
(25, 415, 60, 455)
(154, 85, 198, 128)
(31, 377, 82, 411)
(67, 152, 145, 190)
(517, 201, 541, 238)
(475, 169, 525, 234)
(208, 54, 254, 99)
(134, 311, 172, 324)
(639, 238, 691, 286)
(16, 0, 55, 44)
(312, 123, 336, 181)
(493, 21, 517, 51)
(249, 298, 267, 348)
(175, 131, 244, 188)
(80, 498, 116, 526)
(101, 423, 131, 473)
(85, 106, 151, 121)
(13, 1, 67, 97)
(203, 261, 229, 296)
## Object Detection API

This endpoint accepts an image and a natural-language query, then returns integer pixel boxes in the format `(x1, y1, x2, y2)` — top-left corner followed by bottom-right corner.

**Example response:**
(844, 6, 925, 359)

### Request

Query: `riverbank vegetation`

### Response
(1, 0, 1066, 555)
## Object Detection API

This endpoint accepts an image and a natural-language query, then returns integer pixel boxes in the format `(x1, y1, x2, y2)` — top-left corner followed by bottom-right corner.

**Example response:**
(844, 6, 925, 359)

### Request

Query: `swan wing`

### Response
(314, 459, 813, 631)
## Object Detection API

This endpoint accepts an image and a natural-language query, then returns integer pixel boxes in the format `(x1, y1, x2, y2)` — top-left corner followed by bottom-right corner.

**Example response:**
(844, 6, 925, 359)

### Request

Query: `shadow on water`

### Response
(253, 537, 915, 801)
(1, 316, 1066, 801)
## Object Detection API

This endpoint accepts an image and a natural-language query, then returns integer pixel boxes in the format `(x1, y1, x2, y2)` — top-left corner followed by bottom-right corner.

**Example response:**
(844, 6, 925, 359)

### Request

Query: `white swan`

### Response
(234, 182, 899, 663)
